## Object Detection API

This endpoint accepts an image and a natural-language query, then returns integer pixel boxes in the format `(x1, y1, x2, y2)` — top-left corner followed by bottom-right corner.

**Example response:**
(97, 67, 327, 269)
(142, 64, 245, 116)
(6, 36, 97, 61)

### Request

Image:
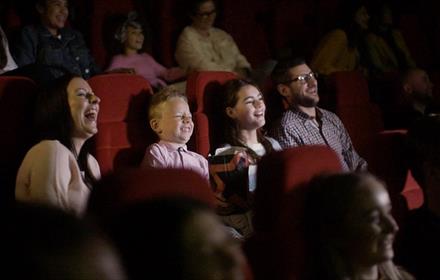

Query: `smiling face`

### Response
(38, 0, 69, 35)
(343, 177, 399, 268)
(150, 97, 193, 145)
(277, 63, 319, 110)
(191, 0, 216, 31)
(124, 25, 144, 53)
(226, 85, 266, 131)
(183, 211, 245, 280)
(67, 77, 100, 140)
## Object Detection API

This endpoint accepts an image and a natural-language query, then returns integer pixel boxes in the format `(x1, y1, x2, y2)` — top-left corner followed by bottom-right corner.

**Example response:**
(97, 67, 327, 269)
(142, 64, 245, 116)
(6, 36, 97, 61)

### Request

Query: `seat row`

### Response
(3, 0, 440, 70)
(0, 71, 422, 211)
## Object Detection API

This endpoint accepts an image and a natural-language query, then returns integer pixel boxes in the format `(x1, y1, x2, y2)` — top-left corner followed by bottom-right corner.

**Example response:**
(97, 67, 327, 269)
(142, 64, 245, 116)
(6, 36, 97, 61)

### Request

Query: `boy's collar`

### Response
(158, 140, 188, 151)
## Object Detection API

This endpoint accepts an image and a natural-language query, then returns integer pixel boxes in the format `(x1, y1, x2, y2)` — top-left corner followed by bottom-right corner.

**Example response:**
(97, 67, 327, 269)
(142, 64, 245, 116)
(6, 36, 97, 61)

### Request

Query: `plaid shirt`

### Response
(270, 107, 367, 171)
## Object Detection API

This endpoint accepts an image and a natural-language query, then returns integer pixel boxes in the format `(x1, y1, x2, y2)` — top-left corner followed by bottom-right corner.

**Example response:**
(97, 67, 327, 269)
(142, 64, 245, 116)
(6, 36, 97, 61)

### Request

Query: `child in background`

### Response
(211, 79, 281, 239)
(141, 87, 209, 180)
(107, 12, 186, 91)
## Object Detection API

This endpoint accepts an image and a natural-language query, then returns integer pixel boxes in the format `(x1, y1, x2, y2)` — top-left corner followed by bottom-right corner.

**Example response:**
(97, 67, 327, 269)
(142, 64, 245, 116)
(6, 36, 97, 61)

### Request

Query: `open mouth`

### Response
(84, 109, 98, 122)
(254, 112, 265, 118)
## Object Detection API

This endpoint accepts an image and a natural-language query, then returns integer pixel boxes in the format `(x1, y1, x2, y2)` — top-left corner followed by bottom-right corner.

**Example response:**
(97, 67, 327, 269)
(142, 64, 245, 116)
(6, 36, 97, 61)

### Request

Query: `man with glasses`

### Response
(270, 58, 367, 171)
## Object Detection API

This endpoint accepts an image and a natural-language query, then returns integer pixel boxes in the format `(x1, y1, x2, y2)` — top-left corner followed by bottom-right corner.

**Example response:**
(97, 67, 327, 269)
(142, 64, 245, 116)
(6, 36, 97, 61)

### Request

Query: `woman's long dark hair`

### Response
(222, 79, 274, 160)
(34, 73, 96, 188)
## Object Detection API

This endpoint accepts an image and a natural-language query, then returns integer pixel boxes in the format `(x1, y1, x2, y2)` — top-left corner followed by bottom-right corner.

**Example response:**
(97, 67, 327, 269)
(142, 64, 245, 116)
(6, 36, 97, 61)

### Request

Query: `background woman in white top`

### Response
(175, 0, 251, 77)
(16, 74, 101, 216)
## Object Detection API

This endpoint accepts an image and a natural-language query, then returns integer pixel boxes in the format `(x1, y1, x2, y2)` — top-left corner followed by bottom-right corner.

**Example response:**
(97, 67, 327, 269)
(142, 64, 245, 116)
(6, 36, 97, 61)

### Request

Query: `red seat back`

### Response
(186, 70, 237, 112)
(88, 168, 215, 214)
(328, 71, 384, 170)
(186, 71, 237, 156)
(89, 0, 135, 68)
(150, 0, 187, 67)
(402, 171, 424, 210)
(88, 74, 154, 175)
(247, 146, 342, 280)
(190, 112, 210, 157)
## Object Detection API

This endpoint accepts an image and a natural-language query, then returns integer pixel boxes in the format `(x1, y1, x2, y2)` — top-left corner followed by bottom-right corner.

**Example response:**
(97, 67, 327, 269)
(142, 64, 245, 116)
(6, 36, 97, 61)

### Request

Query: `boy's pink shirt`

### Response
(141, 140, 209, 180)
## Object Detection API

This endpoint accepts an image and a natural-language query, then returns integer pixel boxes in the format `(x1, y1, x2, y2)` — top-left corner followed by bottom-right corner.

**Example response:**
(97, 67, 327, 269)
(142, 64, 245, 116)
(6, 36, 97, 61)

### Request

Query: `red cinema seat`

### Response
(328, 71, 384, 171)
(401, 171, 423, 210)
(0, 76, 38, 206)
(191, 112, 210, 157)
(246, 145, 342, 280)
(186, 71, 237, 156)
(89, 0, 136, 68)
(88, 168, 215, 214)
(186, 70, 237, 112)
(150, 0, 187, 67)
(88, 74, 154, 175)
(253, 145, 343, 232)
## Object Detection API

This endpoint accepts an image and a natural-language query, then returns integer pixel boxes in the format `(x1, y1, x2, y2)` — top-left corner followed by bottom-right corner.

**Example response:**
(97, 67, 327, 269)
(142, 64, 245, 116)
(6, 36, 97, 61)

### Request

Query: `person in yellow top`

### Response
(365, 2, 415, 75)
(311, 1, 370, 76)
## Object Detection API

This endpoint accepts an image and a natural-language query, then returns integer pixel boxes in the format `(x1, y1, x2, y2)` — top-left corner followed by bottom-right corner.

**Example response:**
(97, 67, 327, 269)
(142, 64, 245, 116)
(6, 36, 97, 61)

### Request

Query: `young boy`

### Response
(141, 87, 209, 180)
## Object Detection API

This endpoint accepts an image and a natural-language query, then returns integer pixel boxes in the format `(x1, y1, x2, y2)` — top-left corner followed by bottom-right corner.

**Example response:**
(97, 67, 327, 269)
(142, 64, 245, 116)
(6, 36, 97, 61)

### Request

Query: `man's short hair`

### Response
(407, 115, 440, 188)
(148, 87, 188, 121)
(271, 57, 307, 86)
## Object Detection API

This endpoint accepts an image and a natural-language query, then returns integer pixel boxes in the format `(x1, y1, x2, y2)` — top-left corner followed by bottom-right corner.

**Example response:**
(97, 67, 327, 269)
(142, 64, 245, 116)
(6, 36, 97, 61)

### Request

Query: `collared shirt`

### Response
(14, 24, 100, 80)
(141, 140, 209, 180)
(270, 106, 367, 171)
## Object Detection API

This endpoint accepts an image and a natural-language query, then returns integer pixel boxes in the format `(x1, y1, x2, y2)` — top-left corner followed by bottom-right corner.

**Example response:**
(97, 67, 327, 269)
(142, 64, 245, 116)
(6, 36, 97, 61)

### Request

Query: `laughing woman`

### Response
(16, 74, 101, 216)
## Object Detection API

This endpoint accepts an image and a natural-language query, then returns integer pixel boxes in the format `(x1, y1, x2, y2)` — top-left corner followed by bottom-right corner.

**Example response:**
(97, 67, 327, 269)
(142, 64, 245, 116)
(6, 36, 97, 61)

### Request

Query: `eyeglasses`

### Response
(195, 9, 217, 18)
(284, 72, 318, 84)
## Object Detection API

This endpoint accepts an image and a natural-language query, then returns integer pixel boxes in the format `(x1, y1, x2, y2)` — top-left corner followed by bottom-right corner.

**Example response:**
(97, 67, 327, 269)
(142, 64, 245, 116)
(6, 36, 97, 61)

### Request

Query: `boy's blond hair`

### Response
(148, 86, 188, 121)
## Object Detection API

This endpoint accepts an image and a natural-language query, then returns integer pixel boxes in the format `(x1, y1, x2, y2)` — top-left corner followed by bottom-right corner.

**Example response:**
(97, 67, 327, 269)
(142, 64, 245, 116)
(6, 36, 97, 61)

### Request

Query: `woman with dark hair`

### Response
(105, 197, 246, 280)
(16, 74, 101, 216)
(210, 79, 281, 239)
(311, 0, 370, 76)
(305, 173, 414, 280)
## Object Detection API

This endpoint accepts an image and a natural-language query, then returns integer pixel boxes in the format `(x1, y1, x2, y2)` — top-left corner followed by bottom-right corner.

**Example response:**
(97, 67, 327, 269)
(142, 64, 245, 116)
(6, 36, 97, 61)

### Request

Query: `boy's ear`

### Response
(150, 118, 161, 134)
(225, 107, 236, 119)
